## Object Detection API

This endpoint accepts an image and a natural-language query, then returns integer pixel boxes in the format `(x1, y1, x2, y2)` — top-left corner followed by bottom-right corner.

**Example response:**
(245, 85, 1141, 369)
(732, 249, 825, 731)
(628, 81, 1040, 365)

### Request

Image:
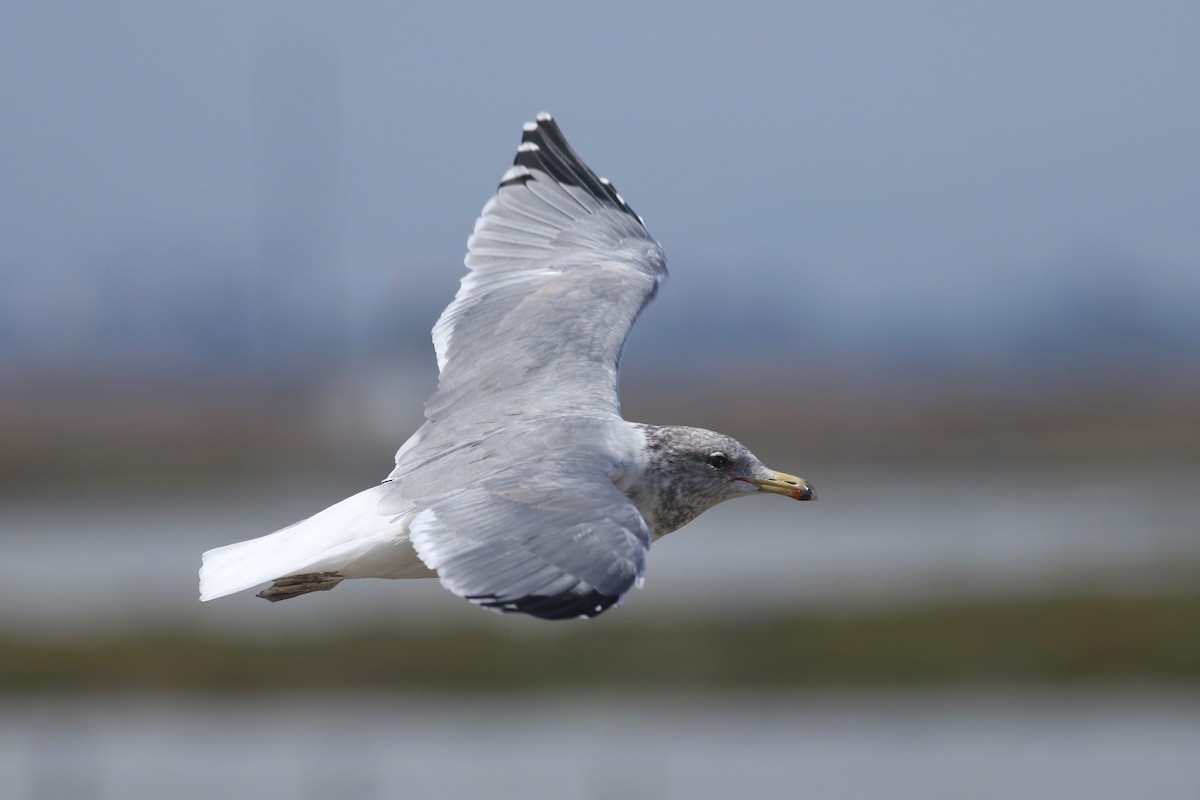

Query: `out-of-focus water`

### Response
(5, 466, 1199, 799)
(4, 690, 1199, 800)
(5, 465, 1200, 633)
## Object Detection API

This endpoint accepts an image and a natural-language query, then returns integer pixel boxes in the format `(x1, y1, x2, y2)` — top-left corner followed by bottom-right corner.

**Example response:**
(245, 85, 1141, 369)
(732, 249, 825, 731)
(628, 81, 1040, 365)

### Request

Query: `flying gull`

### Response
(199, 114, 815, 620)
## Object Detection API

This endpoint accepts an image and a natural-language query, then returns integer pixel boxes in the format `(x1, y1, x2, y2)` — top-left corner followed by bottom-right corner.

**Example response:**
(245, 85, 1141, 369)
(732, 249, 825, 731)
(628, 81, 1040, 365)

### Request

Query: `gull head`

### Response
(628, 425, 815, 538)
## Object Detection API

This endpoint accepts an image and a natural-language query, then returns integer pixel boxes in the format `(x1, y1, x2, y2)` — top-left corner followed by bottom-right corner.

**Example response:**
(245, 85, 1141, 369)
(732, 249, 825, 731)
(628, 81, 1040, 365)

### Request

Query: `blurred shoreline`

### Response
(3, 365, 1198, 491)
(3, 589, 1199, 693)
(4, 366, 1197, 693)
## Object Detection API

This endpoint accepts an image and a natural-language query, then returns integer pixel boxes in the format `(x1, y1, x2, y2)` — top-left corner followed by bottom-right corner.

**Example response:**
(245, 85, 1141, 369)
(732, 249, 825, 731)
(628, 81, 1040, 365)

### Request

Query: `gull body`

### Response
(199, 115, 814, 620)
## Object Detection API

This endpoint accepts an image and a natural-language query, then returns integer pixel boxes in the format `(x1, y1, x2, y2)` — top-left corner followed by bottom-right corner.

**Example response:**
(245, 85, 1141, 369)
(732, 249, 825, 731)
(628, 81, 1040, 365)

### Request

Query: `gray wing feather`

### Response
(408, 457, 650, 620)
(391, 115, 666, 477)
(383, 116, 662, 620)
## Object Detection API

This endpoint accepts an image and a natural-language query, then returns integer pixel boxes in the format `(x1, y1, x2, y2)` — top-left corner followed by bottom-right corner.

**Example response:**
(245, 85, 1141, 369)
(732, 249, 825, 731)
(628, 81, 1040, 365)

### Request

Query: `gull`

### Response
(199, 114, 815, 620)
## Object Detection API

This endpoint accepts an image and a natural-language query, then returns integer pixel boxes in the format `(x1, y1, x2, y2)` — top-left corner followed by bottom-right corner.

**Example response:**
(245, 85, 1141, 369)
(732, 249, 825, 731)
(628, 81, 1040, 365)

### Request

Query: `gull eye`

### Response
(706, 452, 728, 469)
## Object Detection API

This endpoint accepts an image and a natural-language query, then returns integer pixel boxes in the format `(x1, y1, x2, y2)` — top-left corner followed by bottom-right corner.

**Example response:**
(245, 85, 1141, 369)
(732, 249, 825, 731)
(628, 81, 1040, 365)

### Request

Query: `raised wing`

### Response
(408, 455, 650, 619)
(391, 114, 666, 475)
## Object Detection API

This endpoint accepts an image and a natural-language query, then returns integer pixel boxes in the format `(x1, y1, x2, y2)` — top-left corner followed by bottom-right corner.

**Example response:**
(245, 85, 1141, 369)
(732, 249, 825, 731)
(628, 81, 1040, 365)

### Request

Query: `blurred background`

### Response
(3, 2, 1199, 798)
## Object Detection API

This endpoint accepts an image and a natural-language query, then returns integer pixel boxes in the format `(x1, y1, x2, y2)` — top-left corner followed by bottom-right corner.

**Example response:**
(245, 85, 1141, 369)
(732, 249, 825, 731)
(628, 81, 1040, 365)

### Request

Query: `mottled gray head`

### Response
(631, 425, 815, 538)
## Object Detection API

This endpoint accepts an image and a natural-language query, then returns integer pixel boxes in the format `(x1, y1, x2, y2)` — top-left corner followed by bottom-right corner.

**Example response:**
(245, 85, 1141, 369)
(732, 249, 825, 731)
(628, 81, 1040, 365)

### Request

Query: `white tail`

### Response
(198, 483, 427, 601)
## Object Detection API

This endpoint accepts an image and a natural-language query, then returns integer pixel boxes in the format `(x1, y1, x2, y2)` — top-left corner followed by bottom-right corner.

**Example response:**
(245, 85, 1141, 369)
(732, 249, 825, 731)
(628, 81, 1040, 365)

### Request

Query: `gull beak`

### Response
(751, 470, 816, 501)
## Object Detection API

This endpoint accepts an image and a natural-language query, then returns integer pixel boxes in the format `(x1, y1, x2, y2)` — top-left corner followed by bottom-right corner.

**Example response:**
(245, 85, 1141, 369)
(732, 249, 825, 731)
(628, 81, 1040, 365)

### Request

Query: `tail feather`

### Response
(198, 483, 423, 602)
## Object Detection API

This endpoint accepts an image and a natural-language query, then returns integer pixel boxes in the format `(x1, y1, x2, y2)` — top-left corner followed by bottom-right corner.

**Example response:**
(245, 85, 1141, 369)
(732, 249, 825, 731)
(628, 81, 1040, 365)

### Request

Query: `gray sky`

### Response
(2, 1, 1198, 379)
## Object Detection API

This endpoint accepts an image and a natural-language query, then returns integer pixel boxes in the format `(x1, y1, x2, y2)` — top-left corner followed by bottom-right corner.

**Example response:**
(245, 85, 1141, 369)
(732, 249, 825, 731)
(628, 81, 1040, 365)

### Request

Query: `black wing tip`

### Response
(504, 113, 644, 225)
(470, 587, 622, 620)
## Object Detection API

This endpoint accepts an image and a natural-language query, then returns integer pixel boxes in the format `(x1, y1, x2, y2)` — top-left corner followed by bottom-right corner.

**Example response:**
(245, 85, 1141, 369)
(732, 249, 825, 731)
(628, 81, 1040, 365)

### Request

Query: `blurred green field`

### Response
(5, 589, 1197, 694)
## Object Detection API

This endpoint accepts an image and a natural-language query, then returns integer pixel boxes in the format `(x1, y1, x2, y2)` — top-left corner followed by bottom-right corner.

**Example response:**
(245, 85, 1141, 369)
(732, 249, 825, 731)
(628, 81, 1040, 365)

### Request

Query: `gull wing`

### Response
(408, 455, 650, 620)
(391, 114, 666, 476)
